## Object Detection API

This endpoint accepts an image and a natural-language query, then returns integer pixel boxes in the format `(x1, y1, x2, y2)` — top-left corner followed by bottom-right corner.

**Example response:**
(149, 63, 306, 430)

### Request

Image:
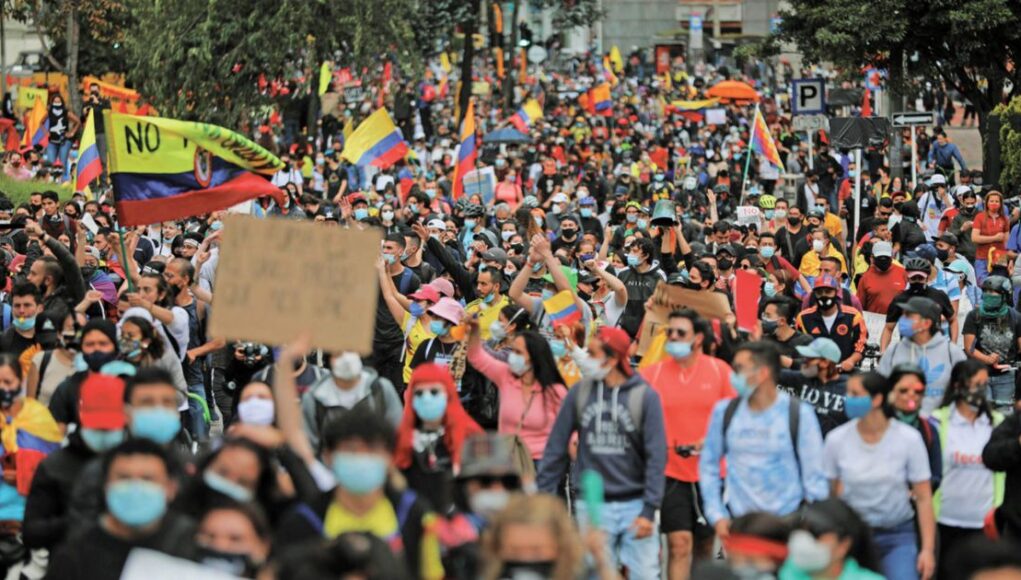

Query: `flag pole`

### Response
(740, 103, 758, 204)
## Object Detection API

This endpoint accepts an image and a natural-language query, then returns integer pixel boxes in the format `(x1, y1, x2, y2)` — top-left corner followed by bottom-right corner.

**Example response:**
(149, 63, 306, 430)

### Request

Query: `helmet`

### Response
(903, 257, 931, 273)
(982, 275, 1011, 295)
(758, 194, 777, 210)
(462, 203, 485, 218)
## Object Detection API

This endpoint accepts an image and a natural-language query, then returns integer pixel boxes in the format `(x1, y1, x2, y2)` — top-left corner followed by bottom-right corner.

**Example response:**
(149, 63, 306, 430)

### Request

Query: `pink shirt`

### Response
(468, 344, 567, 459)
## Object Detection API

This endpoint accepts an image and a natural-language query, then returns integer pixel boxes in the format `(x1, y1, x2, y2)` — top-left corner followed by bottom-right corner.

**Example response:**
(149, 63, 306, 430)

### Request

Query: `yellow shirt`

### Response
(402, 312, 435, 383)
(823, 212, 843, 240)
(464, 294, 508, 341)
(323, 498, 444, 580)
(798, 246, 848, 277)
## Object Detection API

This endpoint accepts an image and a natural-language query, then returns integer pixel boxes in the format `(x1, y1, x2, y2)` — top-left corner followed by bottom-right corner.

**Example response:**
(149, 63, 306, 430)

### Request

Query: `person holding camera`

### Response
(639, 309, 736, 580)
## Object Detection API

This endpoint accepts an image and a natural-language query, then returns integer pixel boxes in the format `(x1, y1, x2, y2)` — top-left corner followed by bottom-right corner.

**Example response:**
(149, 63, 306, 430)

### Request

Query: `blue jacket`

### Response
(928, 141, 967, 171)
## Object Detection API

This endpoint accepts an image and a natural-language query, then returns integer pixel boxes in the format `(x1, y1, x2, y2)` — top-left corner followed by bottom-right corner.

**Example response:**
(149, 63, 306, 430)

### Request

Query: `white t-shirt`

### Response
(938, 407, 996, 529)
(163, 306, 190, 360)
(823, 419, 931, 528)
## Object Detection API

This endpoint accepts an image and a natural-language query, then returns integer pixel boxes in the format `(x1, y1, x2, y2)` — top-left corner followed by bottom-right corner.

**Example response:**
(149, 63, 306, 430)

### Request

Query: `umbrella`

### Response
(484, 127, 532, 144)
(706, 80, 760, 103)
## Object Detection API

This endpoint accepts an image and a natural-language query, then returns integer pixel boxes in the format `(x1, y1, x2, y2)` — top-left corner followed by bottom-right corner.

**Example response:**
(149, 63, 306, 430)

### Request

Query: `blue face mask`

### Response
(844, 395, 873, 419)
(759, 246, 775, 259)
(409, 302, 425, 319)
(637, 219, 648, 230)
(464, 219, 477, 230)
(332, 452, 388, 495)
(764, 209, 774, 220)
(353, 208, 369, 221)
(383, 253, 397, 265)
(209, 220, 223, 231)
(80, 428, 125, 453)
(541, 289, 555, 302)
(483, 292, 495, 304)
(532, 262, 544, 273)
(579, 253, 596, 262)
(412, 391, 448, 422)
(730, 370, 751, 396)
(408, 203, 419, 213)
(429, 320, 449, 336)
(106, 480, 167, 528)
(665, 340, 692, 360)
(507, 352, 530, 376)
(550, 339, 567, 358)
(627, 254, 641, 267)
(12, 316, 35, 333)
(204, 470, 253, 502)
(501, 230, 515, 241)
(626, 213, 638, 223)
(130, 407, 181, 444)
(580, 208, 593, 218)
(763, 282, 777, 297)
(897, 317, 916, 339)
(425, 188, 437, 199)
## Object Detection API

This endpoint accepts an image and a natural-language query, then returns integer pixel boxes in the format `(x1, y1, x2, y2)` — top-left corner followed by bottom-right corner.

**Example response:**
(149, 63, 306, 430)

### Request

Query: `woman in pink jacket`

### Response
(466, 316, 567, 464)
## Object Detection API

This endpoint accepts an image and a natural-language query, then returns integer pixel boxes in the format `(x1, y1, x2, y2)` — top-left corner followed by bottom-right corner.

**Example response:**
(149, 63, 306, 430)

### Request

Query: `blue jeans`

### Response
(577, 499, 659, 580)
(988, 370, 1015, 413)
(872, 520, 918, 580)
(186, 382, 209, 441)
(44, 141, 72, 167)
(975, 259, 989, 285)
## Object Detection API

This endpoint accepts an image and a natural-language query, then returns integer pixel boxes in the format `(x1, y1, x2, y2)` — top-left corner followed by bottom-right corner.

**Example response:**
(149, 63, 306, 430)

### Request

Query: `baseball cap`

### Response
(428, 278, 455, 298)
(480, 248, 509, 265)
(901, 296, 941, 326)
(937, 233, 959, 247)
(813, 275, 839, 290)
(795, 338, 842, 364)
(913, 243, 937, 264)
(597, 326, 633, 376)
(541, 265, 579, 291)
(872, 241, 893, 258)
(426, 219, 447, 231)
(78, 375, 127, 430)
(408, 285, 440, 303)
(579, 196, 597, 206)
(927, 174, 946, 186)
(550, 193, 569, 204)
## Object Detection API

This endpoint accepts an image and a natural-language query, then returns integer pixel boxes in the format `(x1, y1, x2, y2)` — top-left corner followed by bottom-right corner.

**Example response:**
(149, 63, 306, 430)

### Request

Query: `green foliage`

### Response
(775, 0, 1021, 114)
(0, 176, 71, 206)
(120, 0, 418, 127)
(995, 97, 1021, 193)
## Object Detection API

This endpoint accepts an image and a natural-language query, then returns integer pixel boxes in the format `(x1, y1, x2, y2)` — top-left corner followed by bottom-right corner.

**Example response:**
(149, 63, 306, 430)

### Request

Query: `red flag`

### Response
(733, 270, 762, 333)
(861, 88, 872, 117)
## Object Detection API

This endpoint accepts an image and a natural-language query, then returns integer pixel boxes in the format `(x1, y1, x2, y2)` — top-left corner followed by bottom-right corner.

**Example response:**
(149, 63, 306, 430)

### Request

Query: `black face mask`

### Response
(960, 206, 975, 216)
(80, 265, 97, 281)
(816, 296, 837, 310)
(498, 561, 556, 580)
(717, 258, 733, 271)
(908, 281, 927, 293)
(893, 202, 905, 212)
(82, 350, 117, 372)
(874, 256, 893, 271)
(0, 389, 17, 410)
(787, 215, 801, 225)
(936, 248, 950, 262)
(560, 228, 578, 240)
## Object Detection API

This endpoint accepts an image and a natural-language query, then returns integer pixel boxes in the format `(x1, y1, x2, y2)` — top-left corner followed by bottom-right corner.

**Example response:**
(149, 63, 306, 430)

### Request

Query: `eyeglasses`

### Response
(665, 328, 689, 338)
(414, 388, 443, 398)
(472, 475, 520, 488)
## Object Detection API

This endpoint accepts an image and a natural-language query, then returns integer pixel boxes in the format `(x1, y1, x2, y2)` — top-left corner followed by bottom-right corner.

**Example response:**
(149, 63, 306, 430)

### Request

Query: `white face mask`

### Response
(574, 347, 610, 380)
(469, 489, 510, 518)
(331, 352, 363, 381)
(787, 530, 832, 573)
(812, 239, 826, 253)
(237, 397, 275, 426)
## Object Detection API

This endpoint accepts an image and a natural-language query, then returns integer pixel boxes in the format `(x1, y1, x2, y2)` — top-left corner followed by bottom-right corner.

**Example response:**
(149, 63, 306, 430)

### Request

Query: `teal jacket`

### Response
(779, 558, 885, 580)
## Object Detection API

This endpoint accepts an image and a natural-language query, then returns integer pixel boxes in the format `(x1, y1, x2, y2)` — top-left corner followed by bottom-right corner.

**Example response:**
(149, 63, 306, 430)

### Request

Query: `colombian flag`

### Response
(750, 106, 784, 172)
(21, 96, 48, 149)
(75, 110, 101, 194)
(452, 99, 477, 200)
(341, 108, 409, 169)
(104, 111, 285, 226)
(0, 399, 61, 496)
(592, 83, 613, 115)
(542, 290, 582, 328)
(508, 99, 543, 132)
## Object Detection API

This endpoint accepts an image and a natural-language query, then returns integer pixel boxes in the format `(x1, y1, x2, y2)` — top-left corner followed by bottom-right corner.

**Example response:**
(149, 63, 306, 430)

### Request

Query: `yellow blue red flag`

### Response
(508, 99, 543, 132)
(341, 108, 410, 169)
(104, 111, 284, 226)
(75, 110, 101, 194)
(21, 96, 48, 148)
(750, 106, 784, 171)
(452, 99, 477, 200)
(542, 290, 582, 328)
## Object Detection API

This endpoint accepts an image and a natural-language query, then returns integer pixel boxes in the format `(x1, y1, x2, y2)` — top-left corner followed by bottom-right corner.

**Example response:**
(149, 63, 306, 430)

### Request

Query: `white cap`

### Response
(872, 241, 893, 258)
(550, 193, 569, 204)
(427, 219, 447, 231)
(927, 174, 946, 186)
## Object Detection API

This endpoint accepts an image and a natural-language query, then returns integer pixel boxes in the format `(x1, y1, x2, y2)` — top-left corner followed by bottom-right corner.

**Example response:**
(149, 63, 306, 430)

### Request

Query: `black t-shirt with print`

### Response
(963, 309, 1021, 363)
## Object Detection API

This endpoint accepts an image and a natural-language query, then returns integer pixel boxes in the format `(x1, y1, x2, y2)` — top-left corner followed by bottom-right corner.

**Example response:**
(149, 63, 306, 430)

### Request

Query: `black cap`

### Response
(901, 296, 941, 328)
(937, 233, 959, 247)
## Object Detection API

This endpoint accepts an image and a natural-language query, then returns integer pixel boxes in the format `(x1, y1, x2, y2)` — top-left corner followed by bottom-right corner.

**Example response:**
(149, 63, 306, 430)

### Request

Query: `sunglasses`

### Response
(471, 475, 520, 488)
(414, 388, 444, 398)
(666, 328, 689, 338)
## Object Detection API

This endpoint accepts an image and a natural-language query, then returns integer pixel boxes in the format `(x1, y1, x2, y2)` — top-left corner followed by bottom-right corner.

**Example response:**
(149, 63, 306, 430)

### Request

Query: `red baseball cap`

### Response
(78, 375, 127, 430)
(813, 275, 839, 290)
(408, 285, 440, 303)
(597, 326, 633, 376)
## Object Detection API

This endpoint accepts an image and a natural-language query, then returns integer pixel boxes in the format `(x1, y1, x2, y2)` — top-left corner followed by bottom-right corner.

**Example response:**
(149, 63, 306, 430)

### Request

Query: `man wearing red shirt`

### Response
(856, 241, 907, 314)
(640, 309, 735, 580)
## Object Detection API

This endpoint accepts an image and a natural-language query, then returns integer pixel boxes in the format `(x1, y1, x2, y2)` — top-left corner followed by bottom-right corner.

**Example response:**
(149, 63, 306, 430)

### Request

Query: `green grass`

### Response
(0, 175, 73, 206)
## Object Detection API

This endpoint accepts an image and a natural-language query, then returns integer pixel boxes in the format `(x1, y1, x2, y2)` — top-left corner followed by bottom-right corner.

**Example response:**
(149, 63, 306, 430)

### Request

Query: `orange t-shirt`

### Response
(641, 354, 736, 482)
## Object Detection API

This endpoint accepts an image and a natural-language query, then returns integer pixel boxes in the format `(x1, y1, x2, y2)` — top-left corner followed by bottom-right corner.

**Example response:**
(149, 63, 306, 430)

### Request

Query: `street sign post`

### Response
(791, 78, 826, 115)
(891, 111, 935, 186)
(793, 114, 829, 171)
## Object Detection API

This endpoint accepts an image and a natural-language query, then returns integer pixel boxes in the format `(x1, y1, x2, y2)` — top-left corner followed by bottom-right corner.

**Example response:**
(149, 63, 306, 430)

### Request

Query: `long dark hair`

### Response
(519, 330, 565, 391)
(798, 498, 882, 573)
(500, 304, 533, 333)
(122, 316, 165, 361)
(939, 359, 994, 421)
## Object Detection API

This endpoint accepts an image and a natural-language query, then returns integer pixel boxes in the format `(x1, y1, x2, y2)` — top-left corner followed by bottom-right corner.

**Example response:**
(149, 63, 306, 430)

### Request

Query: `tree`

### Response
(121, 0, 417, 127)
(771, 0, 1021, 175)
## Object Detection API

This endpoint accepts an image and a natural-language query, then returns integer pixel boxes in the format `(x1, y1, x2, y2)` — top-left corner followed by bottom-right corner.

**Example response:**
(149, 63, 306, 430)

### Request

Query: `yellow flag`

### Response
(609, 46, 624, 73)
(440, 52, 452, 73)
(318, 61, 332, 96)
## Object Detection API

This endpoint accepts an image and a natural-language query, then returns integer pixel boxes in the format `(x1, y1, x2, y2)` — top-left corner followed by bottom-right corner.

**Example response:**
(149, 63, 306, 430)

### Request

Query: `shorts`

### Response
(661, 477, 712, 537)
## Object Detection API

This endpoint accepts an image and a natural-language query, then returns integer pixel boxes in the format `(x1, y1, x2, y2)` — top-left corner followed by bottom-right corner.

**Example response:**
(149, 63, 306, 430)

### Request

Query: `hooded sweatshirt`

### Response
(536, 374, 667, 519)
(877, 332, 967, 412)
(300, 368, 403, 450)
